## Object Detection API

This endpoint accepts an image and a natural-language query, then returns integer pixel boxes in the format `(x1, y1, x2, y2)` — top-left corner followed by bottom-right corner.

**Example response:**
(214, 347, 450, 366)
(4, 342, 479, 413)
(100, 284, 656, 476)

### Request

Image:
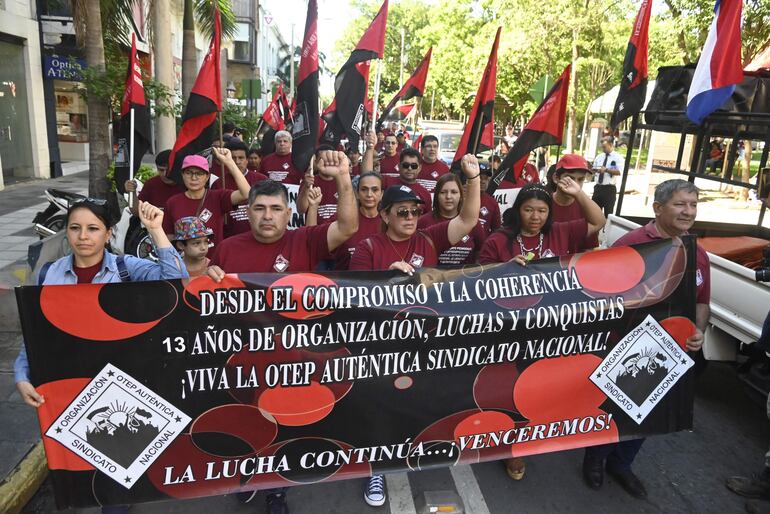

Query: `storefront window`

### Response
(54, 80, 88, 143)
(0, 39, 34, 180)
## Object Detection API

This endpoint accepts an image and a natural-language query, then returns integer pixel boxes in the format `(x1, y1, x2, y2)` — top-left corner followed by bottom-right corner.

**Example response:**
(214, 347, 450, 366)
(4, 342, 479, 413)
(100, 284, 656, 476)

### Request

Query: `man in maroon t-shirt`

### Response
(162, 149, 251, 247)
(124, 150, 185, 212)
(416, 135, 450, 193)
(383, 148, 432, 208)
(206, 150, 358, 276)
(259, 130, 304, 184)
(583, 179, 708, 500)
(212, 141, 268, 238)
(478, 163, 501, 235)
(297, 145, 344, 223)
(379, 134, 401, 178)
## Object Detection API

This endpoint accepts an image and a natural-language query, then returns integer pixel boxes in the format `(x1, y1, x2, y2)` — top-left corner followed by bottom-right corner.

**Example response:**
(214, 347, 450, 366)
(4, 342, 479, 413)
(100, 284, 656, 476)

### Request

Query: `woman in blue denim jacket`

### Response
(14, 198, 189, 407)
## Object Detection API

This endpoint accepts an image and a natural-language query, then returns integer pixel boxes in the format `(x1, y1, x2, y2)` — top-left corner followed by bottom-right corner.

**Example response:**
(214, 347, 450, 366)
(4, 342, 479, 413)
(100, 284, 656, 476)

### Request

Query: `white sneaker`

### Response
(364, 474, 386, 507)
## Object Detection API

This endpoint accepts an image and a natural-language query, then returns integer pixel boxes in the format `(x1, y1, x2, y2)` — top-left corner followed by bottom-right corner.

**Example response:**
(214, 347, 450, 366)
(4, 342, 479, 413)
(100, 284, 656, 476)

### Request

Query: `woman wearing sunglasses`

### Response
(15, 198, 188, 514)
(417, 173, 487, 266)
(477, 178, 605, 482)
(349, 154, 481, 274)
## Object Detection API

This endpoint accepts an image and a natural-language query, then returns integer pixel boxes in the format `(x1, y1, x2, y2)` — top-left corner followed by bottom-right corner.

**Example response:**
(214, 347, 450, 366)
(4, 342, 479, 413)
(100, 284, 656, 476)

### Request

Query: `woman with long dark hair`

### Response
(477, 177, 604, 482)
(417, 173, 486, 265)
(479, 178, 605, 266)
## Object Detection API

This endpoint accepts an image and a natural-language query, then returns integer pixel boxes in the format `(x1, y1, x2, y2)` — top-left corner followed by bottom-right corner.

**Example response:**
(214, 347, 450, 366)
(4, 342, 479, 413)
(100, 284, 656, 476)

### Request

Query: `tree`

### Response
(181, 0, 238, 103)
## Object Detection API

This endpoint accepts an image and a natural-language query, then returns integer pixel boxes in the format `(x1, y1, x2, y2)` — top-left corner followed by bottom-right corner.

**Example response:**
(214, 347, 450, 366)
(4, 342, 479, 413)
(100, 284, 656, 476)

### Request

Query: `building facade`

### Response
(0, 0, 51, 190)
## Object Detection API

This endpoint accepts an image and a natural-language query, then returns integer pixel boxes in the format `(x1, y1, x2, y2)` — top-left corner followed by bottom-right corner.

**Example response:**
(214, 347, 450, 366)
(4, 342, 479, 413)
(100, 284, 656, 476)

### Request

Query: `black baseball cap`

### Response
(479, 161, 492, 176)
(379, 185, 424, 211)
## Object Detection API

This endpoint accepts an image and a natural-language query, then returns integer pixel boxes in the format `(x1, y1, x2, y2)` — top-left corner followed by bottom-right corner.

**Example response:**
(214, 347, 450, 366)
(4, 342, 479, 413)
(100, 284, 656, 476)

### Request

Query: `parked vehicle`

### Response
(32, 188, 156, 260)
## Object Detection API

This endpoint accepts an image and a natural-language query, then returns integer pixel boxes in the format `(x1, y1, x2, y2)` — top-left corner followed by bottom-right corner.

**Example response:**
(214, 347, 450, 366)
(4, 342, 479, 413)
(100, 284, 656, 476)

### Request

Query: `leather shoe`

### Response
(607, 469, 647, 499)
(582, 454, 604, 490)
(728, 474, 770, 499)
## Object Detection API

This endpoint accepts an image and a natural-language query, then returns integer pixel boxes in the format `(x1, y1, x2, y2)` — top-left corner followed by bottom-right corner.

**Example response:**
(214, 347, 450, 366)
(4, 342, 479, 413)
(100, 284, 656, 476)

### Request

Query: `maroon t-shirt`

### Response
(479, 193, 502, 235)
(379, 153, 401, 178)
(301, 175, 339, 223)
(613, 221, 711, 304)
(74, 261, 102, 284)
(212, 169, 267, 238)
(478, 219, 588, 264)
(332, 212, 382, 270)
(163, 189, 234, 247)
(260, 153, 303, 184)
(511, 163, 540, 188)
(383, 177, 432, 210)
(417, 213, 486, 265)
(349, 221, 452, 271)
(138, 176, 185, 210)
(210, 224, 332, 273)
(416, 159, 450, 193)
(551, 196, 599, 252)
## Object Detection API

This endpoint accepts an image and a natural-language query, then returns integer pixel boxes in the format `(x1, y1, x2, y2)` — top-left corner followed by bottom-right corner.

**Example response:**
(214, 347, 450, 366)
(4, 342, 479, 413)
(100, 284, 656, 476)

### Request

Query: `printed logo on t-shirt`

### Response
(282, 162, 289, 170)
(409, 253, 424, 268)
(462, 235, 470, 243)
(273, 254, 289, 272)
(541, 249, 555, 258)
(480, 206, 489, 216)
(696, 269, 704, 287)
(199, 208, 213, 223)
(431, 170, 439, 178)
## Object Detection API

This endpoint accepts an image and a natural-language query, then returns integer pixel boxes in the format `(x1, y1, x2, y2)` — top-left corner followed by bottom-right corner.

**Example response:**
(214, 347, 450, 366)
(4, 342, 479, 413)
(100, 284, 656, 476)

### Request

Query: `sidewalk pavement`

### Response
(0, 168, 89, 513)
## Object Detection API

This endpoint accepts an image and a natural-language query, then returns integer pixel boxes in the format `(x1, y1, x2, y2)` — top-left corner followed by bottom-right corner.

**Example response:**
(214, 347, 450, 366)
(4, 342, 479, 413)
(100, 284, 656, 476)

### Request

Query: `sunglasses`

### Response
(182, 169, 209, 178)
(400, 162, 420, 170)
(395, 207, 422, 219)
(72, 197, 107, 207)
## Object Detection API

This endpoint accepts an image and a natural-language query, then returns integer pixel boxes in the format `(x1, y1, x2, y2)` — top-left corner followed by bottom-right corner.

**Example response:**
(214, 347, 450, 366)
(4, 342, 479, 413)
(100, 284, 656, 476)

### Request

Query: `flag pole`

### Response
(129, 107, 136, 209)
(372, 59, 383, 134)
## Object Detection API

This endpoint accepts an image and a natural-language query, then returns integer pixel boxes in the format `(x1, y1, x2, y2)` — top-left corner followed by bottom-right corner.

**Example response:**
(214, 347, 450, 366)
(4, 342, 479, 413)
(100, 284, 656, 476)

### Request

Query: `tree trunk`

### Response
(84, 0, 111, 199)
(153, 0, 176, 152)
(565, 27, 579, 154)
(182, 0, 197, 105)
(740, 143, 752, 202)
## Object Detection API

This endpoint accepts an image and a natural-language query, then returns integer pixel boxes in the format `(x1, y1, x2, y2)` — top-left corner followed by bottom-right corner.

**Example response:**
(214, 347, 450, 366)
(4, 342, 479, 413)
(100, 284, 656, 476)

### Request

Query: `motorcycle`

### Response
(32, 188, 157, 261)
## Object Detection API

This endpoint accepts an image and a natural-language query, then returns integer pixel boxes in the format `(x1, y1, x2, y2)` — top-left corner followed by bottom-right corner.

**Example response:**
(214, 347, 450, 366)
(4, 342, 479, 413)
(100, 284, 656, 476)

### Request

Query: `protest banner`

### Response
(16, 237, 697, 508)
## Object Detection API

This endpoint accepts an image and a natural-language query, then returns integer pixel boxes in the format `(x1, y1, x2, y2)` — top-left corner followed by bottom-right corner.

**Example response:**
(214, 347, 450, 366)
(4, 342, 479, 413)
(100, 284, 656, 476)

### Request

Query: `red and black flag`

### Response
(259, 84, 293, 156)
(115, 33, 151, 194)
(610, 0, 651, 128)
(291, 0, 320, 172)
(451, 28, 500, 171)
(321, 0, 388, 149)
(381, 103, 415, 122)
(491, 64, 571, 193)
(379, 47, 432, 124)
(168, 7, 221, 183)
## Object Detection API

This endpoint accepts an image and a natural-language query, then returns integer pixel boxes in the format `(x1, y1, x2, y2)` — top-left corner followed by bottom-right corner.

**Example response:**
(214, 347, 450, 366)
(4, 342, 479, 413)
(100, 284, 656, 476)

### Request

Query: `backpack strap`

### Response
(116, 255, 131, 282)
(38, 262, 53, 286)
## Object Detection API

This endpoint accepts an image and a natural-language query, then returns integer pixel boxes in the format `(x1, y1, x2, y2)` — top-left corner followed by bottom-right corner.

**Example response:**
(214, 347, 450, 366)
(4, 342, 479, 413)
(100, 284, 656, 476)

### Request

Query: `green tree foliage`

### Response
(335, 0, 770, 129)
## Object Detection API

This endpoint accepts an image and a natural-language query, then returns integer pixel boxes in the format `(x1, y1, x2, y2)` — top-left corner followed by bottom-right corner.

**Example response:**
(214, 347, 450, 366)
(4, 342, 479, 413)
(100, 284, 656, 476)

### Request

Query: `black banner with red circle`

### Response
(16, 237, 697, 509)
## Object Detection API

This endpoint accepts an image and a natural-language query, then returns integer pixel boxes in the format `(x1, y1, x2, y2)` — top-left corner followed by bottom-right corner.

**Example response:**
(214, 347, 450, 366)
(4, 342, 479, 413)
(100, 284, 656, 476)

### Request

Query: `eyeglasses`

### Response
(72, 197, 107, 207)
(182, 169, 209, 178)
(400, 162, 420, 170)
(395, 207, 422, 219)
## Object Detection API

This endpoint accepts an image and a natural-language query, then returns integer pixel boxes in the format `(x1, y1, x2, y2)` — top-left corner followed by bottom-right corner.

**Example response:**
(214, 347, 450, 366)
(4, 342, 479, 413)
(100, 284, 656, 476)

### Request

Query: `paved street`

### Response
(20, 361, 770, 513)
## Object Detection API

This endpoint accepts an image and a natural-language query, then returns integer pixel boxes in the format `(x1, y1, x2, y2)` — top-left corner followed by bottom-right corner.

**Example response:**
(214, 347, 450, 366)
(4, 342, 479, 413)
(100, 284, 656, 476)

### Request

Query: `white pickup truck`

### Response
(605, 214, 770, 361)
